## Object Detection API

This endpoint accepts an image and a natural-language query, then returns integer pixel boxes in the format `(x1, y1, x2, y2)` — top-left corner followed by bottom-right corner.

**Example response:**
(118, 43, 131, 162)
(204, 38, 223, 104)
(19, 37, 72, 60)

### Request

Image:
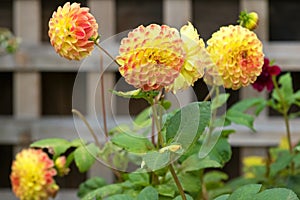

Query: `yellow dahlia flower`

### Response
(243, 156, 265, 178)
(48, 2, 99, 60)
(166, 22, 216, 92)
(117, 24, 185, 91)
(205, 25, 264, 90)
(10, 148, 58, 200)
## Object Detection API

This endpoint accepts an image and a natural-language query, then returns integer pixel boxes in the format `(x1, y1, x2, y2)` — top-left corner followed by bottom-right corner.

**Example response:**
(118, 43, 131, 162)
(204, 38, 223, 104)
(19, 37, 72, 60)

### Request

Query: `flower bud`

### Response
(238, 11, 259, 31)
(55, 156, 70, 176)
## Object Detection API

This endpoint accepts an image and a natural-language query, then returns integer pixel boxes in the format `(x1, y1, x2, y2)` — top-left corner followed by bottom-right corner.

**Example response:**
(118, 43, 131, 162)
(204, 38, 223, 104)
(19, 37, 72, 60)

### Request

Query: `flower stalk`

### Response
(272, 76, 293, 153)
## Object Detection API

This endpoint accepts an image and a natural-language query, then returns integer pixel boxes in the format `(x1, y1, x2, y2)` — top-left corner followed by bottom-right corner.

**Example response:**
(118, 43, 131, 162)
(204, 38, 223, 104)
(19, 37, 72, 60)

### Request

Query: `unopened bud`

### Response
(238, 11, 259, 31)
(159, 144, 182, 153)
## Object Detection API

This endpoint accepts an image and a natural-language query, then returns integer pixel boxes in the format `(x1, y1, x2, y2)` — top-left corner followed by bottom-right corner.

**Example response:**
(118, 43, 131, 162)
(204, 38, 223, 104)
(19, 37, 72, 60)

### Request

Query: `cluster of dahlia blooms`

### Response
(11, 2, 267, 199)
(47, 2, 264, 92)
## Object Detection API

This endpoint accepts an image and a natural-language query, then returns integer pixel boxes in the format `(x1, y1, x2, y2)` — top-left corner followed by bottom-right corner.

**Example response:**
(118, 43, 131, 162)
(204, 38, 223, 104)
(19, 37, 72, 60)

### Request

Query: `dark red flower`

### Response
(252, 58, 281, 92)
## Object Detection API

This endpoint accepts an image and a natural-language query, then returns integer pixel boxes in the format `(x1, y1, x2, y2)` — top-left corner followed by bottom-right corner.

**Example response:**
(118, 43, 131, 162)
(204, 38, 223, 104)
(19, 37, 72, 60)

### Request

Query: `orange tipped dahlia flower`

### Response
(205, 25, 264, 90)
(48, 2, 99, 60)
(117, 24, 185, 91)
(166, 22, 216, 92)
(10, 148, 58, 200)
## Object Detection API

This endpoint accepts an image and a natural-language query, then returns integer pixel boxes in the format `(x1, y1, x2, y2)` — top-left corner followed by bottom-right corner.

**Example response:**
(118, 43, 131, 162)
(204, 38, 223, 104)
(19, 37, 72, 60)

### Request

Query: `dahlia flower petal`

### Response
(48, 2, 98, 60)
(166, 22, 216, 93)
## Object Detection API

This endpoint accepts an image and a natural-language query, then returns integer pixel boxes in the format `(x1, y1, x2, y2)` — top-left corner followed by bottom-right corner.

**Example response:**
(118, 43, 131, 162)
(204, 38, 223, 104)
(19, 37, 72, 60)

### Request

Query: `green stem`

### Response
(272, 76, 294, 174)
(94, 43, 119, 65)
(151, 90, 164, 148)
(169, 164, 186, 200)
(99, 53, 109, 139)
(72, 109, 102, 148)
(272, 76, 293, 153)
(203, 86, 216, 101)
(199, 170, 208, 200)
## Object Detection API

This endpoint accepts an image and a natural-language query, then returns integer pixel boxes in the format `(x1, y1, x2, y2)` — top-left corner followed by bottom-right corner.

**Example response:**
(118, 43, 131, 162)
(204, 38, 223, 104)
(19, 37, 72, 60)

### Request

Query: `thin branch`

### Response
(169, 164, 186, 200)
(94, 43, 120, 67)
(72, 109, 101, 148)
(99, 53, 109, 140)
(203, 86, 215, 101)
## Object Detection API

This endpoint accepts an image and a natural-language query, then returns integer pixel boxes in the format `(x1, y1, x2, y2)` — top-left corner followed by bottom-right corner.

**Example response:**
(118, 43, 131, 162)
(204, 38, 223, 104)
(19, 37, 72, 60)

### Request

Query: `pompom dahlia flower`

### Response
(205, 25, 264, 90)
(10, 148, 58, 200)
(48, 2, 99, 60)
(252, 58, 281, 92)
(117, 24, 185, 91)
(166, 22, 216, 92)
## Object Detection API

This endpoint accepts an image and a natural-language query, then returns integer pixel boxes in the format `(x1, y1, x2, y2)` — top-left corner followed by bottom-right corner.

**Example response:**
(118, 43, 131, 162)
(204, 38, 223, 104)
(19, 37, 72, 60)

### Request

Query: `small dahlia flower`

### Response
(252, 58, 281, 92)
(10, 148, 58, 200)
(166, 22, 215, 92)
(205, 25, 264, 90)
(48, 2, 99, 60)
(117, 24, 185, 91)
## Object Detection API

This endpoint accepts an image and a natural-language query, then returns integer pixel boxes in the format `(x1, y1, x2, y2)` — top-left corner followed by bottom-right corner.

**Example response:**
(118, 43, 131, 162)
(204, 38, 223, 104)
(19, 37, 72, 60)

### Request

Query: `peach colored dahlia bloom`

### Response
(117, 24, 185, 91)
(205, 25, 264, 90)
(166, 22, 216, 92)
(48, 2, 98, 60)
(10, 148, 58, 200)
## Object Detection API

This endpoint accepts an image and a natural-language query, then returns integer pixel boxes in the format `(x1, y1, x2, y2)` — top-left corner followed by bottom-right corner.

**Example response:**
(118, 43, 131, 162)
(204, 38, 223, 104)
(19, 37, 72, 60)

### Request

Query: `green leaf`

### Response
(178, 172, 202, 193)
(166, 102, 211, 150)
(289, 111, 300, 119)
(286, 175, 300, 197)
(229, 97, 266, 115)
(173, 194, 194, 200)
(157, 184, 176, 197)
(111, 132, 154, 153)
(74, 143, 100, 173)
(137, 186, 159, 200)
(105, 194, 134, 200)
(211, 93, 230, 110)
(182, 135, 231, 171)
(254, 188, 299, 200)
(270, 151, 293, 177)
(228, 184, 261, 200)
(181, 154, 222, 172)
(77, 177, 107, 198)
(70, 138, 86, 147)
(214, 194, 230, 200)
(272, 73, 294, 106)
(30, 138, 71, 159)
(133, 107, 152, 129)
(162, 100, 172, 110)
(143, 151, 170, 171)
(204, 171, 228, 185)
(128, 172, 150, 187)
(226, 110, 255, 131)
(81, 184, 123, 200)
